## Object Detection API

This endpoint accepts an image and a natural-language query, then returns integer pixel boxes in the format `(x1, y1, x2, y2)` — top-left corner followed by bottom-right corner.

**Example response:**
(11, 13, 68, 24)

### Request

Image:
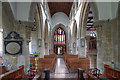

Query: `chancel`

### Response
(0, 0, 120, 80)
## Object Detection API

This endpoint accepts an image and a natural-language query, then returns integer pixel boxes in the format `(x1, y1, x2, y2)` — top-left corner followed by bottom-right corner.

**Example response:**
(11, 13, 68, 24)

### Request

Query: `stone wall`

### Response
(95, 18, 120, 73)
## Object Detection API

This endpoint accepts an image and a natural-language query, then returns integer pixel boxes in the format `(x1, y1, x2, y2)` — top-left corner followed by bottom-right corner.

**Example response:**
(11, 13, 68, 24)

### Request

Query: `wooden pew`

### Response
(44, 54, 57, 58)
(103, 64, 120, 79)
(86, 65, 120, 80)
(63, 54, 78, 63)
(38, 58, 56, 71)
(0, 56, 2, 64)
(0, 66, 6, 74)
(0, 65, 25, 80)
(38, 54, 57, 72)
(63, 54, 90, 72)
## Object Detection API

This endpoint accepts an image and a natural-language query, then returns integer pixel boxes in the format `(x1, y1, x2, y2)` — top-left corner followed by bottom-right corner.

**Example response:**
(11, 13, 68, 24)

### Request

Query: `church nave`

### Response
(0, 0, 120, 80)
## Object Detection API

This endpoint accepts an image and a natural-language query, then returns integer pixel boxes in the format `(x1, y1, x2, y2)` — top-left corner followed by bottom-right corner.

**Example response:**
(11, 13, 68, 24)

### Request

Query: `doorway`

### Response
(58, 47, 62, 55)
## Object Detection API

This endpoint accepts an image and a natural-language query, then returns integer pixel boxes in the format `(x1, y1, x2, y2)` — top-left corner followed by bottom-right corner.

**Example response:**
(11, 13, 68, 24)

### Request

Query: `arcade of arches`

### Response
(0, 1, 120, 79)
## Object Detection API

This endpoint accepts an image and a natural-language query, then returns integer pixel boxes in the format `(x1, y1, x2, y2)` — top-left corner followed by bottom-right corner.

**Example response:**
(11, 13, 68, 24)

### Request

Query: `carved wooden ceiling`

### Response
(48, 2, 73, 17)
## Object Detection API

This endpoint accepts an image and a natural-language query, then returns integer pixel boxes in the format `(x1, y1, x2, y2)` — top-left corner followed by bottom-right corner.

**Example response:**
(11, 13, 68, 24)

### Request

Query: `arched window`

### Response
(54, 27, 66, 45)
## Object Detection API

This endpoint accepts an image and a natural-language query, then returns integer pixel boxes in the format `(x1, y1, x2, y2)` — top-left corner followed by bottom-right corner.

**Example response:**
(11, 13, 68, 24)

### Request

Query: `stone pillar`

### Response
(85, 36, 90, 52)
(49, 29, 51, 55)
(89, 55, 97, 68)
(0, 29, 3, 57)
(72, 30, 77, 55)
(79, 38, 86, 58)
(31, 31, 38, 54)
(45, 42, 49, 55)
(111, 19, 118, 69)
(94, 22, 103, 73)
(94, 20, 113, 73)
(86, 36, 97, 68)
(37, 38, 44, 58)
(3, 21, 32, 74)
(117, 3, 120, 70)
(72, 41, 77, 55)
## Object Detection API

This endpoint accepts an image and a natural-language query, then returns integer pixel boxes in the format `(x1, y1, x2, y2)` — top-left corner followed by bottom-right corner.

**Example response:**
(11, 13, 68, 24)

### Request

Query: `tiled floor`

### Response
(50, 56, 78, 79)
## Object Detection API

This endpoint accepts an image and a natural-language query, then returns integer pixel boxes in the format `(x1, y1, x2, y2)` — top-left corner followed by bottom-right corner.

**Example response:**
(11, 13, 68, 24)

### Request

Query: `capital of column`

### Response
(94, 19, 113, 29)
(15, 20, 34, 29)
(94, 20, 103, 28)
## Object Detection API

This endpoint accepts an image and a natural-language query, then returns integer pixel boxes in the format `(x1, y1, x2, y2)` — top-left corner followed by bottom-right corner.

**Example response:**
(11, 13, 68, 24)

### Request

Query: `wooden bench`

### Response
(103, 64, 120, 79)
(86, 64, 120, 80)
(0, 56, 2, 64)
(44, 54, 57, 58)
(0, 66, 6, 75)
(63, 54, 90, 72)
(37, 54, 57, 72)
(63, 54, 78, 63)
(0, 65, 26, 80)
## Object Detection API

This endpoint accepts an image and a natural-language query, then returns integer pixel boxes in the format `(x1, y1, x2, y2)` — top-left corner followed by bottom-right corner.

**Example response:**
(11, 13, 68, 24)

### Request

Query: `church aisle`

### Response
(50, 56, 77, 79)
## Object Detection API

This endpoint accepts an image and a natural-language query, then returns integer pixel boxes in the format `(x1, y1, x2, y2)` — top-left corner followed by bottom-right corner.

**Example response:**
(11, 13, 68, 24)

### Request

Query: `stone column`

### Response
(45, 42, 49, 55)
(79, 37, 86, 58)
(24, 25, 31, 74)
(85, 36, 97, 68)
(2, 21, 32, 74)
(0, 29, 3, 57)
(117, 3, 120, 70)
(94, 22, 103, 73)
(94, 20, 113, 73)
(37, 38, 45, 58)
(31, 31, 38, 54)
(111, 19, 118, 69)
(15, 22, 32, 74)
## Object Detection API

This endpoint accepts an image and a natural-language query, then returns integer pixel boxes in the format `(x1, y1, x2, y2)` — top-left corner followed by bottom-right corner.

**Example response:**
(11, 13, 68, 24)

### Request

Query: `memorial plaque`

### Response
(6, 42, 20, 54)
(4, 31, 23, 55)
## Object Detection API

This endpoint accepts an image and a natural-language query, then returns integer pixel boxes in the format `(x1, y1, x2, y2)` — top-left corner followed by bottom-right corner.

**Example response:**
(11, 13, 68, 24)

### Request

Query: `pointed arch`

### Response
(79, 2, 98, 37)
(52, 24, 68, 54)
(29, 2, 43, 39)
(44, 19, 49, 43)
(72, 20, 77, 54)
(72, 20, 77, 38)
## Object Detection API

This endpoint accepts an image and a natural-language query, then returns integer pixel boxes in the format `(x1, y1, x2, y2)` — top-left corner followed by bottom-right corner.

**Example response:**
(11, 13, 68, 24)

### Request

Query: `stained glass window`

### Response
(54, 28, 66, 45)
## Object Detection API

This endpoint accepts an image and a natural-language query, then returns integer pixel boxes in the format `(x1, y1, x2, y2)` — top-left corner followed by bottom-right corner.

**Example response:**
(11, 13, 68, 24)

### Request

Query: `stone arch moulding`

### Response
(44, 19, 49, 44)
(28, 2, 37, 22)
(52, 24, 68, 54)
(72, 20, 77, 54)
(29, 2, 44, 39)
(72, 20, 77, 38)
